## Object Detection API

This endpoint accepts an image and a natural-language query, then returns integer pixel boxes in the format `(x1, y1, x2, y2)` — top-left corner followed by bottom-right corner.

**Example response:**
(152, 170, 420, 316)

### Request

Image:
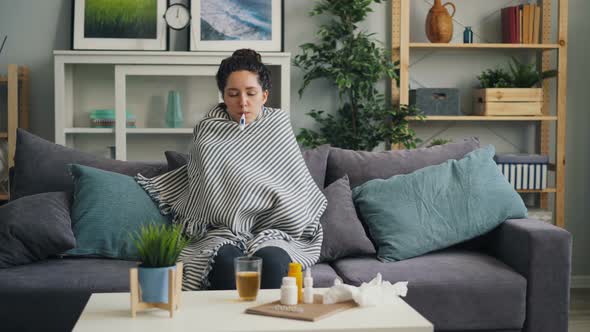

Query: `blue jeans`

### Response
(208, 244, 291, 290)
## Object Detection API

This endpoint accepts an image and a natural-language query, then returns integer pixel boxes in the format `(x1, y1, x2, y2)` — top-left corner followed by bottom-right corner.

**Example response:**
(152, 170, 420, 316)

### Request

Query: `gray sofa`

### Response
(0, 130, 572, 332)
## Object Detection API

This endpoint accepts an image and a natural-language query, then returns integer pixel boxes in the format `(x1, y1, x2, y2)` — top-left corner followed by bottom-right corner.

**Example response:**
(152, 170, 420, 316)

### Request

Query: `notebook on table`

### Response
(245, 294, 357, 322)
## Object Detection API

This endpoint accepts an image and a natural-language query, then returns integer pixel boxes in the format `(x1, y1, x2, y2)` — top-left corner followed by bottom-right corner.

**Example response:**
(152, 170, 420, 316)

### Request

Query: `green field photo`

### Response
(84, 0, 158, 39)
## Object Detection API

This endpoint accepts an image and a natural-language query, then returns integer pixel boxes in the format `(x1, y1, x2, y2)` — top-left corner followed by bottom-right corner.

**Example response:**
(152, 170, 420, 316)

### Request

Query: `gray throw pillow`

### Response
(320, 175, 375, 262)
(301, 144, 330, 189)
(165, 150, 189, 171)
(164, 144, 331, 189)
(0, 192, 75, 268)
(326, 138, 480, 188)
(12, 129, 168, 199)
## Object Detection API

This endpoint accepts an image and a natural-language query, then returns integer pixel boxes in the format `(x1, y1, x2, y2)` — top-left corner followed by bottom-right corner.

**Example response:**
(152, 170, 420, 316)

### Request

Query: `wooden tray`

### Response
(245, 294, 357, 322)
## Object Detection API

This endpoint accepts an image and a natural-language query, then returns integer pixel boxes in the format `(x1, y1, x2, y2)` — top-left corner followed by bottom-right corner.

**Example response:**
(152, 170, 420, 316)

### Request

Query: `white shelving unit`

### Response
(54, 51, 291, 161)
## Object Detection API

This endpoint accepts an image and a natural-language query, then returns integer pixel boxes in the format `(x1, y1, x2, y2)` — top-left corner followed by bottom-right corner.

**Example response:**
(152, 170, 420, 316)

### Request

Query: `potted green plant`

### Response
(132, 224, 189, 303)
(474, 57, 557, 116)
(294, 0, 424, 151)
(427, 138, 453, 147)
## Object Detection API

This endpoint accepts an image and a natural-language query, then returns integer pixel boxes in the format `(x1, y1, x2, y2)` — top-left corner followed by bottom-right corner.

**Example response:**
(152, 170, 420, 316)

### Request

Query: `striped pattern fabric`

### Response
(497, 163, 547, 190)
(137, 104, 327, 290)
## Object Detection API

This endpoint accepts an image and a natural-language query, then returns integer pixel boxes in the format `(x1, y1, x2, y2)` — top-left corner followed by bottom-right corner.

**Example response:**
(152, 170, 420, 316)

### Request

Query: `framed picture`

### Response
(190, 0, 283, 52)
(72, 0, 167, 51)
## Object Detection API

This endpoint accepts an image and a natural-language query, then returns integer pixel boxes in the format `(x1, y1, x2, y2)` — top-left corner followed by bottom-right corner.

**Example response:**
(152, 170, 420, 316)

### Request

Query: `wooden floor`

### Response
(570, 289, 590, 332)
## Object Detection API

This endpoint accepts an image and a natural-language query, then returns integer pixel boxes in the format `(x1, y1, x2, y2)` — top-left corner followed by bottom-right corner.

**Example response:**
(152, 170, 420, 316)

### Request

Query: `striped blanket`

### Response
(137, 104, 327, 290)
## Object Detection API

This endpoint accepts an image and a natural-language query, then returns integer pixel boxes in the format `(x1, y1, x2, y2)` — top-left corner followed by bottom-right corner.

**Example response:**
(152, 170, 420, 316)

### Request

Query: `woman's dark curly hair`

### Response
(216, 49, 271, 93)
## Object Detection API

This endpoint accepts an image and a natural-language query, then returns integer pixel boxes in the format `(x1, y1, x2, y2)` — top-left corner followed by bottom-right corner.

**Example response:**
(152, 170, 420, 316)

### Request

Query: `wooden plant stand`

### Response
(129, 262, 183, 318)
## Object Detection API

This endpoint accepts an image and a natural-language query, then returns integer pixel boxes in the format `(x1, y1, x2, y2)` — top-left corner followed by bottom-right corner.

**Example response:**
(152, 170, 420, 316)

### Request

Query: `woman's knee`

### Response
(209, 244, 243, 290)
(214, 244, 243, 268)
(253, 246, 291, 289)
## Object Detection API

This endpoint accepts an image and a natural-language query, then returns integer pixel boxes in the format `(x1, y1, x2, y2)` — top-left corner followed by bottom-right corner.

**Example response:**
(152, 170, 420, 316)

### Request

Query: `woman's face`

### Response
(223, 70, 269, 124)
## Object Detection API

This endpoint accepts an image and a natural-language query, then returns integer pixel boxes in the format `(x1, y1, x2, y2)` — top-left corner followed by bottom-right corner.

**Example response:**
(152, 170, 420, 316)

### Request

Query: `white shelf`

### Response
(54, 50, 291, 57)
(54, 51, 291, 161)
(64, 128, 114, 134)
(64, 128, 194, 135)
(126, 128, 193, 134)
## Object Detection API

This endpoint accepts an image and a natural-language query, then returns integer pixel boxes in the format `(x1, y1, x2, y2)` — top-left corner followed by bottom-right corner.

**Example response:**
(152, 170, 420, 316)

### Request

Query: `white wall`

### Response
(0, 0, 587, 276)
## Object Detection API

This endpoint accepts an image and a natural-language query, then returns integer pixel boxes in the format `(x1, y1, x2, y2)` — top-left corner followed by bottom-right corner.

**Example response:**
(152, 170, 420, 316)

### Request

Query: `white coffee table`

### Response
(74, 288, 433, 332)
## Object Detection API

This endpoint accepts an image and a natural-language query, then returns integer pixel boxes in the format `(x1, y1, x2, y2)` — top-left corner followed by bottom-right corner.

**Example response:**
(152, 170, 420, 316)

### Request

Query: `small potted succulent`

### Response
(133, 224, 189, 303)
(474, 57, 556, 116)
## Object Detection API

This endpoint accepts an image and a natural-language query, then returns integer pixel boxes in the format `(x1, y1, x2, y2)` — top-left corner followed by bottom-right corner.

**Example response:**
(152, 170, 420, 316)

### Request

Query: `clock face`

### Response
(164, 4, 191, 30)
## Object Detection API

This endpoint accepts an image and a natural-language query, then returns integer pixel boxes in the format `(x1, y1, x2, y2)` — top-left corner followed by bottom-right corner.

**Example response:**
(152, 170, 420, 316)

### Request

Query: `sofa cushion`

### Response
(352, 146, 528, 262)
(0, 192, 75, 268)
(12, 129, 167, 199)
(0, 258, 137, 331)
(326, 137, 480, 188)
(165, 144, 331, 189)
(309, 263, 340, 288)
(0, 257, 137, 293)
(319, 175, 375, 262)
(68, 164, 170, 259)
(331, 250, 526, 331)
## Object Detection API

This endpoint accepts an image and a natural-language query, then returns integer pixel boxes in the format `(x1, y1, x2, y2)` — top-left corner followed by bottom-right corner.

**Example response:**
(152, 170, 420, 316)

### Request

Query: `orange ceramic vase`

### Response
(425, 0, 456, 43)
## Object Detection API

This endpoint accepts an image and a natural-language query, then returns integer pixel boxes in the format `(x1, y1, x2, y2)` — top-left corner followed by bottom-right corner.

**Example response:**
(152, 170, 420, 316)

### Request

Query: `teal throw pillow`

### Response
(68, 164, 170, 259)
(352, 146, 527, 262)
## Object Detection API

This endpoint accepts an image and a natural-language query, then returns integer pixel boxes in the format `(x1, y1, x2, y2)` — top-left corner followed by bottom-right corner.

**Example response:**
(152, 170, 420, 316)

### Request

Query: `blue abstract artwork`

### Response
(200, 0, 272, 41)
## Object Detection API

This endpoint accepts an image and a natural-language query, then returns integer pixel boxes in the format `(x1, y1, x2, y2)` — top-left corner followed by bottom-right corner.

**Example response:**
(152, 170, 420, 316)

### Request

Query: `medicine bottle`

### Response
(287, 262, 303, 303)
(303, 268, 314, 304)
(280, 277, 298, 305)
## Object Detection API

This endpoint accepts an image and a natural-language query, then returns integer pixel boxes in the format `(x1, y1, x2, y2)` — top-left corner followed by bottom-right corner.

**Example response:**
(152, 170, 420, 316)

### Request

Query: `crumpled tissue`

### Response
(322, 273, 408, 307)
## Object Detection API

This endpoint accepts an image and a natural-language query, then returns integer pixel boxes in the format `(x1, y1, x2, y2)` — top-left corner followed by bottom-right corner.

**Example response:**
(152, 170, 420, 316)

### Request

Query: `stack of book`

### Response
(501, 4, 541, 44)
(89, 109, 136, 128)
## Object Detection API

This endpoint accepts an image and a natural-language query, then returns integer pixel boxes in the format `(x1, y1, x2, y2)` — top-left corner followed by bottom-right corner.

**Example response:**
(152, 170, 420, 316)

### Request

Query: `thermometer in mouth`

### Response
(239, 113, 246, 130)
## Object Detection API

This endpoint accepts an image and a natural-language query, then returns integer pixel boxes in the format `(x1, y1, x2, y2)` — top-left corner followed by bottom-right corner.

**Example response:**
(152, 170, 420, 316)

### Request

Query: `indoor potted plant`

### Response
(294, 0, 423, 151)
(474, 57, 557, 116)
(132, 223, 189, 303)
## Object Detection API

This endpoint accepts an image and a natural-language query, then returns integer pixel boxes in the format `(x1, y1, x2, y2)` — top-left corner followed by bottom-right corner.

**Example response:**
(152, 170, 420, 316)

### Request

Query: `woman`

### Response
(137, 49, 327, 291)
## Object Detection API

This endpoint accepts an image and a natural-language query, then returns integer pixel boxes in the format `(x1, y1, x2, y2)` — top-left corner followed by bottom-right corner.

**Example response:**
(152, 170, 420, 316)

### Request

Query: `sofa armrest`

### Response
(487, 218, 572, 332)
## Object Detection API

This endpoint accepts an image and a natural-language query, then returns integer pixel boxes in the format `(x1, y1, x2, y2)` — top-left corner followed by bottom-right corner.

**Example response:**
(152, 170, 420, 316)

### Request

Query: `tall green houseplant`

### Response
(294, 0, 423, 151)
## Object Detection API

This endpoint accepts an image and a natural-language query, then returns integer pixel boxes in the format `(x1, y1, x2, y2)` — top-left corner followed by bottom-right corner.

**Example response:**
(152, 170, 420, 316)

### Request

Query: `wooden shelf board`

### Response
(0, 132, 7, 138)
(408, 115, 558, 121)
(517, 188, 557, 193)
(409, 43, 560, 50)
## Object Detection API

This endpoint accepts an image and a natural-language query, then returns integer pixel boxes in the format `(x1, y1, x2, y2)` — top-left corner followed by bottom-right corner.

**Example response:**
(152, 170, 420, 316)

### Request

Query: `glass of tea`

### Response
(234, 256, 262, 301)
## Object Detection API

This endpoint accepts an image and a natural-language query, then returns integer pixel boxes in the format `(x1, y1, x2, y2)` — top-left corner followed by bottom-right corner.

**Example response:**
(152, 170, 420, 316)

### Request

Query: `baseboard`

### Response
(571, 275, 590, 289)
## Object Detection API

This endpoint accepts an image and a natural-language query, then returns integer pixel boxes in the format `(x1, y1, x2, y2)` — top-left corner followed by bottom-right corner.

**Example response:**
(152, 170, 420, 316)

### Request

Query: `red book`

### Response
(513, 6, 519, 43)
(508, 7, 515, 43)
(501, 7, 508, 43)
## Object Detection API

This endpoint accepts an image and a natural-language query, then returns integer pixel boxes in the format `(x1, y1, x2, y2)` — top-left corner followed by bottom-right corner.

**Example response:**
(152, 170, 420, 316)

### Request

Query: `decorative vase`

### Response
(425, 0, 456, 43)
(138, 265, 176, 303)
(165, 91, 184, 128)
(463, 26, 473, 44)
